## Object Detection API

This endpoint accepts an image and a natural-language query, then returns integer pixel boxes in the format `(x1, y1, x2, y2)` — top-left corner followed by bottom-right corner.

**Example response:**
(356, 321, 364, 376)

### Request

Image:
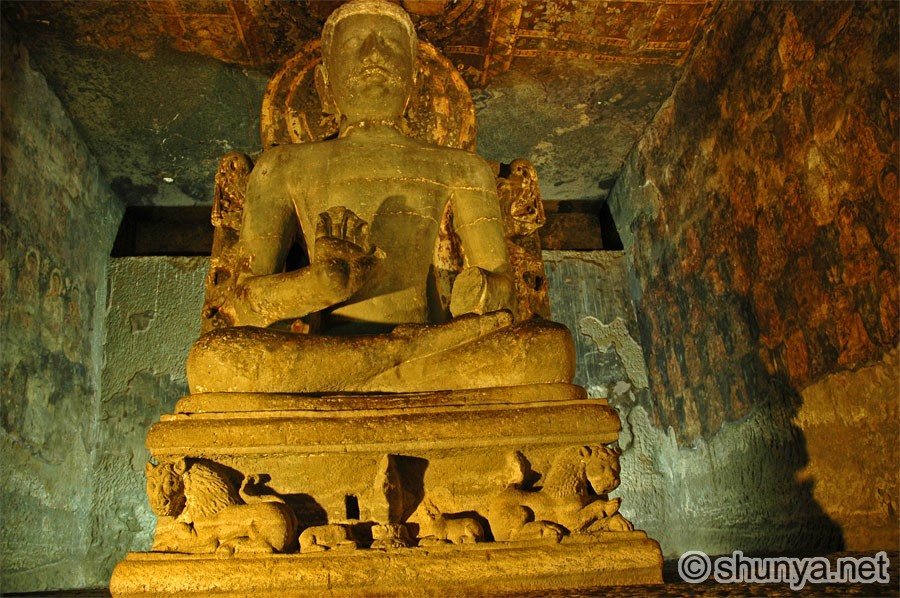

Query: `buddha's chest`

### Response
(292, 151, 451, 251)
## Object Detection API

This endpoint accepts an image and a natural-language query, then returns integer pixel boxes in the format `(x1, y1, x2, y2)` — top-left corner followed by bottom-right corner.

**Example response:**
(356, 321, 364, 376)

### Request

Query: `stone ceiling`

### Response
(4, 0, 719, 205)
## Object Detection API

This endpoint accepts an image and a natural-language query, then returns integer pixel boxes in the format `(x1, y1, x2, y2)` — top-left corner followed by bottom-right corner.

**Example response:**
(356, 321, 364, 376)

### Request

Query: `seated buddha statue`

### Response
(186, 0, 575, 395)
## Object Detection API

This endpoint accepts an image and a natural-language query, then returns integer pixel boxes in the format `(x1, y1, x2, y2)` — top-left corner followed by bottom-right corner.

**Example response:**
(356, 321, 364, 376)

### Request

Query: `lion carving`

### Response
(146, 459, 298, 556)
(487, 446, 633, 542)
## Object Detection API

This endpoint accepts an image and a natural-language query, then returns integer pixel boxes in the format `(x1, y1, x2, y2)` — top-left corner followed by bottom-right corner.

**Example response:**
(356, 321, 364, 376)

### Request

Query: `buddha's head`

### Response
(319, 0, 418, 127)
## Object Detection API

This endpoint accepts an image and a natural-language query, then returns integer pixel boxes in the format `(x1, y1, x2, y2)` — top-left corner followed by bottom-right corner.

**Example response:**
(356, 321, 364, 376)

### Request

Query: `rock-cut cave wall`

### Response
(609, 1, 898, 555)
(1, 2, 898, 591)
(0, 28, 124, 592)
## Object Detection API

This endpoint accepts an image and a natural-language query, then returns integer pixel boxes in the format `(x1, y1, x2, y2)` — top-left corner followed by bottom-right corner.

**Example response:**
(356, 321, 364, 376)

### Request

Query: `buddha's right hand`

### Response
(313, 207, 383, 302)
(226, 208, 383, 327)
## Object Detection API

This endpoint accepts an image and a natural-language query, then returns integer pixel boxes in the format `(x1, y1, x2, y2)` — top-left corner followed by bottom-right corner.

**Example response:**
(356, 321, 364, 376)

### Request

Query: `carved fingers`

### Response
(314, 207, 384, 301)
(314, 206, 380, 263)
(316, 206, 372, 252)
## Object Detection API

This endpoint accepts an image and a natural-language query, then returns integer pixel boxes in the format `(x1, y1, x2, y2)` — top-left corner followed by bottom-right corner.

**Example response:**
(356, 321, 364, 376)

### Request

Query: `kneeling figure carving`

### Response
(416, 499, 485, 546)
(299, 524, 359, 552)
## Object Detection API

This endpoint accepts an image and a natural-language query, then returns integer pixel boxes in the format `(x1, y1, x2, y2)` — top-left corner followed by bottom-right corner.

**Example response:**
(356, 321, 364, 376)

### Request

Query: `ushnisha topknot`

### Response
(321, 0, 417, 59)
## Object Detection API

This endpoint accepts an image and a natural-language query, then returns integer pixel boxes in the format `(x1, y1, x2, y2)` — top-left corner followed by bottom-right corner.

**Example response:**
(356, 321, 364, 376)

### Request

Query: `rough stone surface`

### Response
(616, 349, 900, 557)
(4, 1, 707, 206)
(87, 256, 207, 585)
(19, 40, 268, 206)
(608, 1, 899, 443)
(795, 348, 900, 551)
(0, 30, 123, 592)
(475, 62, 677, 200)
(617, 400, 843, 557)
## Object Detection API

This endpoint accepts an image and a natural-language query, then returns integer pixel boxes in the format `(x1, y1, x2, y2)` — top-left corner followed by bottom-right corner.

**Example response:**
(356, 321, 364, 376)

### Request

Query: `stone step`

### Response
(111, 533, 663, 597)
(149, 387, 619, 457)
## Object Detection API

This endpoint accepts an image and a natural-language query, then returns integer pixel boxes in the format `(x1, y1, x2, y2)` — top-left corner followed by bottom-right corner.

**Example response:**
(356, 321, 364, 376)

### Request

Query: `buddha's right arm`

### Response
(236, 257, 375, 327)
(221, 152, 341, 327)
(225, 157, 379, 327)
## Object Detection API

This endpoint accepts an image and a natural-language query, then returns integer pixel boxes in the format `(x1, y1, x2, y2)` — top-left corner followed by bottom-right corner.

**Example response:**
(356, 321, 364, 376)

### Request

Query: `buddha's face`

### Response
(325, 13, 416, 123)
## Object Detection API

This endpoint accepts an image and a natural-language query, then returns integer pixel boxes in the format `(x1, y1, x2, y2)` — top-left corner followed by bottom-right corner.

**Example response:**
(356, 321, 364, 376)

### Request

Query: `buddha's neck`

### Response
(339, 117, 405, 140)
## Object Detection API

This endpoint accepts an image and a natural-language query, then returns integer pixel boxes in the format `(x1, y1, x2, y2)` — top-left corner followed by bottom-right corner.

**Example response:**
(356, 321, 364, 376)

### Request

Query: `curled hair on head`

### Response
(321, 0, 417, 60)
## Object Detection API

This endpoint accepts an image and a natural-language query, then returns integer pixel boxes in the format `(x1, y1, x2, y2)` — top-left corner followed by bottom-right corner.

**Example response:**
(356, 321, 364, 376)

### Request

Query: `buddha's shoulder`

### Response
(409, 141, 496, 184)
(445, 149, 496, 188)
(250, 138, 495, 187)
(252, 143, 326, 171)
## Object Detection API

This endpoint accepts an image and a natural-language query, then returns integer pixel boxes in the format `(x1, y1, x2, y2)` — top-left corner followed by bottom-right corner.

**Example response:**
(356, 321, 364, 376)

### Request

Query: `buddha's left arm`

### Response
(449, 157, 518, 319)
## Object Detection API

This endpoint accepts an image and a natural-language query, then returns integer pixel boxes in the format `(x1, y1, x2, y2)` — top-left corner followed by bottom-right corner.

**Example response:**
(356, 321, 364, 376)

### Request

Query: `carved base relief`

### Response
(111, 384, 662, 595)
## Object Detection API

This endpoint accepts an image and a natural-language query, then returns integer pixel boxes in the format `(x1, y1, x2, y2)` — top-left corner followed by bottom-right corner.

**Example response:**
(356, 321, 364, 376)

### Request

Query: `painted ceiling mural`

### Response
(12, 0, 716, 86)
(6, 0, 719, 204)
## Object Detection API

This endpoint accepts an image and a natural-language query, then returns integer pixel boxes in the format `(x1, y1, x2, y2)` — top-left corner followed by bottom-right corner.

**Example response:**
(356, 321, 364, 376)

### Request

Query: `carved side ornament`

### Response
(201, 153, 253, 334)
(497, 159, 551, 320)
(432, 158, 551, 322)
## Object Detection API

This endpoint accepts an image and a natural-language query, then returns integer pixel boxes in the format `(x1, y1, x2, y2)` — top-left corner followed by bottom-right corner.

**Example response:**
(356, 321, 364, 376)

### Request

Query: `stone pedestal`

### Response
(110, 383, 662, 595)
(112, 534, 662, 596)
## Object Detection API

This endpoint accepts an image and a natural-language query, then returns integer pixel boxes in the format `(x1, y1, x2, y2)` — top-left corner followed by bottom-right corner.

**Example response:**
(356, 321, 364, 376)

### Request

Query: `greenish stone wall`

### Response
(0, 33, 124, 592)
(87, 256, 207, 585)
(543, 250, 647, 398)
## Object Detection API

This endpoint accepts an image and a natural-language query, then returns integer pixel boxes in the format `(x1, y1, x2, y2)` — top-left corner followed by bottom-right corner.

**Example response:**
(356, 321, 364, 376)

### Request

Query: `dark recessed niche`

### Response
(345, 495, 360, 520)
(540, 200, 622, 251)
(597, 201, 624, 250)
(111, 206, 214, 257)
(111, 200, 624, 256)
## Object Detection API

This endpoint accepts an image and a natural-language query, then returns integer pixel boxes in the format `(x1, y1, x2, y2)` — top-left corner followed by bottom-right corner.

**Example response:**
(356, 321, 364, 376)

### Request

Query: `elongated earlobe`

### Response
(404, 65, 421, 116)
(315, 63, 337, 116)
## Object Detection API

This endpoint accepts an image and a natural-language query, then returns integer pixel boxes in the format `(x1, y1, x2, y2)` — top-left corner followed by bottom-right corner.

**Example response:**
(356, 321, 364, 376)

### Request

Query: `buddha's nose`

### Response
(360, 32, 386, 62)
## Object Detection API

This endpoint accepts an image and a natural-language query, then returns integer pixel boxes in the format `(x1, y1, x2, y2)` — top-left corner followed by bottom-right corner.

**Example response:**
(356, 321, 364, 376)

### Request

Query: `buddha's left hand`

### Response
(449, 266, 517, 319)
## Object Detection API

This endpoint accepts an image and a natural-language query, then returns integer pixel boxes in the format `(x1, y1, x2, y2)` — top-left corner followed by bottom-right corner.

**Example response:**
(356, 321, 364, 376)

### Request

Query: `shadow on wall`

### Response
(545, 252, 845, 557)
(615, 372, 845, 558)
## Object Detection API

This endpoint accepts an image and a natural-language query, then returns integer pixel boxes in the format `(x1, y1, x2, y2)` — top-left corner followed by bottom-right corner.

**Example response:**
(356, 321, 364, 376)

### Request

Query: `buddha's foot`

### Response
(391, 310, 514, 356)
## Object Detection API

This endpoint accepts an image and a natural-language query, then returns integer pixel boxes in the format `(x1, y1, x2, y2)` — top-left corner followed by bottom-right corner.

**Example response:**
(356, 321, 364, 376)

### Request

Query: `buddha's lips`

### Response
(350, 65, 401, 85)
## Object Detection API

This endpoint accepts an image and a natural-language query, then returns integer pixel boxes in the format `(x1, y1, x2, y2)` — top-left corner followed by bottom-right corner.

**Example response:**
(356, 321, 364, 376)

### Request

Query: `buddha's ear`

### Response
(404, 63, 421, 117)
(315, 63, 337, 116)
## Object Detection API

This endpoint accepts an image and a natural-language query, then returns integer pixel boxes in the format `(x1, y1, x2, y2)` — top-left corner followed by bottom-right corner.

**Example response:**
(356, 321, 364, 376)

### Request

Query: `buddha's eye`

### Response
(342, 35, 364, 49)
(382, 37, 404, 52)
